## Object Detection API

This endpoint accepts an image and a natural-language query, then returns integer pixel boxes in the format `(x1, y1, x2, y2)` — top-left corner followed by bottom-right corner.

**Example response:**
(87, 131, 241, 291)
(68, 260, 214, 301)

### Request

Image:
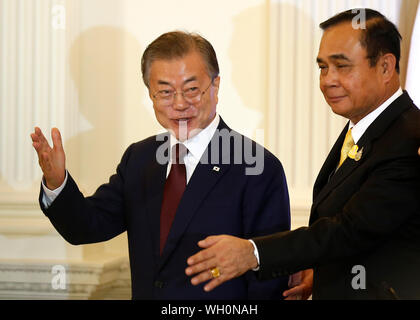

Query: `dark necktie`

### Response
(159, 143, 187, 255)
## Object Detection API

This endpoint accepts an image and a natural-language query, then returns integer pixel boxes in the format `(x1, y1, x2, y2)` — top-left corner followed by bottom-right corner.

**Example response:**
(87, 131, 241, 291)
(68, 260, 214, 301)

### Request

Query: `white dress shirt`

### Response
(168, 114, 220, 183)
(349, 87, 403, 143)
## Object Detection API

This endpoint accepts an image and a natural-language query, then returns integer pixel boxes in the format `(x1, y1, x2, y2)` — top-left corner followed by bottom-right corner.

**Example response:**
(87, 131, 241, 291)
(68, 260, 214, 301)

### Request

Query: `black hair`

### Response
(320, 8, 402, 73)
(141, 31, 219, 88)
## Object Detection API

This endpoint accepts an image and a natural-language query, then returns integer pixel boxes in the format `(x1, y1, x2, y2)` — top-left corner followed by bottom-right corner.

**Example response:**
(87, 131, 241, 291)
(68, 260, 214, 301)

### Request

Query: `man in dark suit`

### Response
(186, 9, 420, 300)
(30, 31, 291, 299)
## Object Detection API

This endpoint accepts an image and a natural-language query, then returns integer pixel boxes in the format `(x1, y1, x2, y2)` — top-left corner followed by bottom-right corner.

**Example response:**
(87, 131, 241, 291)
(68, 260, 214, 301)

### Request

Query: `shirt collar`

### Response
(349, 87, 403, 143)
(170, 114, 220, 161)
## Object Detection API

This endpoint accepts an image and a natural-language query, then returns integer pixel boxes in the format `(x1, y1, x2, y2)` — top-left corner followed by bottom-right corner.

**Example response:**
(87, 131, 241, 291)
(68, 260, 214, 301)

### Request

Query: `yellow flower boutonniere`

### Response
(348, 145, 364, 162)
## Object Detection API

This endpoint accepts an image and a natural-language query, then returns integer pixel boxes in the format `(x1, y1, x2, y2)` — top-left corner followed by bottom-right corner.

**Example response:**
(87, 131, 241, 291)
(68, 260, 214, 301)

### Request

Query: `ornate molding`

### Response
(0, 219, 54, 236)
(0, 256, 131, 300)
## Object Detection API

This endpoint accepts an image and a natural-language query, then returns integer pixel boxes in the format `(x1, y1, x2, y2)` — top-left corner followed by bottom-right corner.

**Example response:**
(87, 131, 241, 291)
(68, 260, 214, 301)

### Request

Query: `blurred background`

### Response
(0, 0, 419, 299)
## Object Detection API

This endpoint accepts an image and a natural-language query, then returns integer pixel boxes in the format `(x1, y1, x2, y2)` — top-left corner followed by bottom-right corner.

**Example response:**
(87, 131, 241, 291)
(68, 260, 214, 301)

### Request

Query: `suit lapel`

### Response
(312, 124, 348, 199)
(310, 91, 413, 225)
(311, 137, 371, 218)
(158, 118, 232, 270)
(144, 135, 169, 260)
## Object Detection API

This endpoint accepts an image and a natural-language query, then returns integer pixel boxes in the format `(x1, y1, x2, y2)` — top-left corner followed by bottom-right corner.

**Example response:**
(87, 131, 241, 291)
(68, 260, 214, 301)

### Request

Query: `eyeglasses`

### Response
(152, 80, 213, 106)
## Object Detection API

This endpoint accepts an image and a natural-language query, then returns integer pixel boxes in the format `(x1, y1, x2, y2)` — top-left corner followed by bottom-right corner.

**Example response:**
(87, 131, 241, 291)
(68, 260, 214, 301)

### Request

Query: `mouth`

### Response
(169, 118, 194, 140)
(327, 95, 347, 103)
(171, 118, 194, 128)
(173, 117, 192, 122)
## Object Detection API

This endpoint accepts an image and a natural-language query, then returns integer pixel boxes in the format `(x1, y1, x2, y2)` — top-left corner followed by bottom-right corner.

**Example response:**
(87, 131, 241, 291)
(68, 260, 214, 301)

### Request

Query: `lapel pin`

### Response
(348, 145, 363, 162)
(354, 147, 364, 162)
(213, 166, 220, 172)
(348, 145, 359, 159)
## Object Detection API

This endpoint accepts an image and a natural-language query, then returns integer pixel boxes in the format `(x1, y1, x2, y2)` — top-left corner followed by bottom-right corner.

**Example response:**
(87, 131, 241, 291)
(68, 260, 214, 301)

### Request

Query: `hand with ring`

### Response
(210, 267, 220, 278)
(185, 235, 258, 292)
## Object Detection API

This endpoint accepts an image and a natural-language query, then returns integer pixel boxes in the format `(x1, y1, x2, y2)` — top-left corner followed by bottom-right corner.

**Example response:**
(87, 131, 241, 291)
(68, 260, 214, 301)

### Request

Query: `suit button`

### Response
(154, 281, 165, 288)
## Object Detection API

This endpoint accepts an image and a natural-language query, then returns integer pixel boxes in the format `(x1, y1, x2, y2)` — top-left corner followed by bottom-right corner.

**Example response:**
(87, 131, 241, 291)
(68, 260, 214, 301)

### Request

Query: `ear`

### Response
(212, 76, 221, 104)
(148, 88, 154, 101)
(379, 53, 397, 83)
(212, 76, 221, 93)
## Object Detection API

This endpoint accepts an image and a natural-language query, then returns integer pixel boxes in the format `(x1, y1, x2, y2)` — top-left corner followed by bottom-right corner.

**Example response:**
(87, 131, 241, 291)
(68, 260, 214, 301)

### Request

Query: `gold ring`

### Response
(210, 267, 220, 278)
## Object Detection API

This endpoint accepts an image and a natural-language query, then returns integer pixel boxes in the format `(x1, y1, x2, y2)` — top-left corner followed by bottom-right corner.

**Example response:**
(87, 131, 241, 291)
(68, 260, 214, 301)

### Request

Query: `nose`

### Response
(172, 92, 189, 111)
(320, 68, 339, 89)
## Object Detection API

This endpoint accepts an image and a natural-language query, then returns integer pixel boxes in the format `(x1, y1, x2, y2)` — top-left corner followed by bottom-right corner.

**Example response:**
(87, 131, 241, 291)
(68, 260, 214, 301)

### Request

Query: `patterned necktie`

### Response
(338, 129, 354, 168)
(159, 143, 187, 255)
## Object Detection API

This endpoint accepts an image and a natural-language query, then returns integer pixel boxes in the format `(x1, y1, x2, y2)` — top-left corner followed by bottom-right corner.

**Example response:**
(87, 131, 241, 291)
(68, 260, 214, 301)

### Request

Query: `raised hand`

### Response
(30, 127, 66, 190)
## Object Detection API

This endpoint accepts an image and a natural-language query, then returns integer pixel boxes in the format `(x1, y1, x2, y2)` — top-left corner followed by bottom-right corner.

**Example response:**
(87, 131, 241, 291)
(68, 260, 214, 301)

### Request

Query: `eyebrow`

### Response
(330, 54, 351, 61)
(157, 80, 171, 86)
(317, 54, 351, 64)
(157, 76, 198, 86)
(184, 76, 198, 84)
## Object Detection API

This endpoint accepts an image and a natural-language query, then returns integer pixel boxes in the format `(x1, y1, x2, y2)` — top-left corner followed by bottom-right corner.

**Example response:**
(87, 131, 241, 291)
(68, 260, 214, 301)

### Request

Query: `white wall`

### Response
(0, 0, 418, 299)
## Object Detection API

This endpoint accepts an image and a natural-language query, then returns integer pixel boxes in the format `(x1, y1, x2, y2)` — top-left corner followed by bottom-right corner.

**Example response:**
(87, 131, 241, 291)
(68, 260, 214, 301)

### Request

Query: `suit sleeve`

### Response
(39, 144, 135, 245)
(253, 142, 420, 281)
(241, 150, 291, 299)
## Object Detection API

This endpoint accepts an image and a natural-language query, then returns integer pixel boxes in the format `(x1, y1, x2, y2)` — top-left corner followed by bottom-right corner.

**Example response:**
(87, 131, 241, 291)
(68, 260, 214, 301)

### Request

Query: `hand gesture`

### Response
(185, 235, 257, 292)
(30, 127, 66, 190)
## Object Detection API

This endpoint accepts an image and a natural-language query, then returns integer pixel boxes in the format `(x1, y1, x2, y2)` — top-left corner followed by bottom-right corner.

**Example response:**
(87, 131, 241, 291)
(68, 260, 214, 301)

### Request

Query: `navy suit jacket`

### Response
(40, 118, 291, 299)
(254, 92, 420, 299)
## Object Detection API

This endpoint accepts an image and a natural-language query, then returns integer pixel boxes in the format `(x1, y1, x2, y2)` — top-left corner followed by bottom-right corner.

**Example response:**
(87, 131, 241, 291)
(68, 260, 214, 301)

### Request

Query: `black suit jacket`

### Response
(254, 92, 420, 299)
(40, 118, 291, 299)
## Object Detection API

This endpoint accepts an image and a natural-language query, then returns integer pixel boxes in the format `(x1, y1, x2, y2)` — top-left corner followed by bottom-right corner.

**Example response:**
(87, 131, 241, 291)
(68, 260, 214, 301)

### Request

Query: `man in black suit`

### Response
(30, 31, 291, 299)
(186, 9, 420, 299)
